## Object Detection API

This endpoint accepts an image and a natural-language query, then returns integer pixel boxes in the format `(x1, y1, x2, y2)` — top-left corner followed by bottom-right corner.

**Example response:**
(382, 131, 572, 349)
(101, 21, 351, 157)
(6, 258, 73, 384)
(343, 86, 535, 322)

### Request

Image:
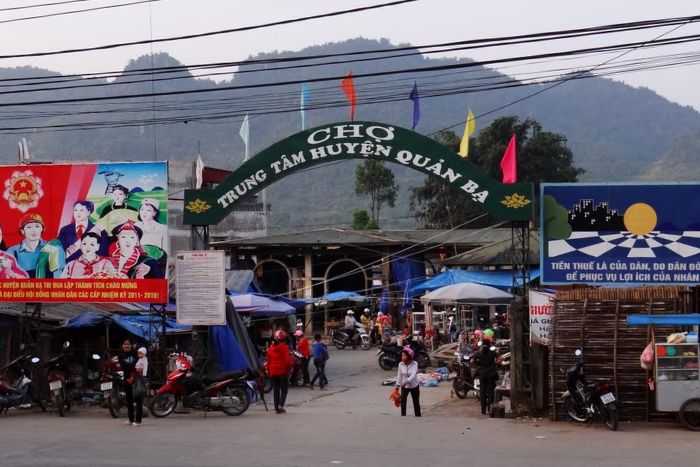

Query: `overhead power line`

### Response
(0, 0, 418, 60)
(0, 0, 92, 12)
(0, 0, 164, 25)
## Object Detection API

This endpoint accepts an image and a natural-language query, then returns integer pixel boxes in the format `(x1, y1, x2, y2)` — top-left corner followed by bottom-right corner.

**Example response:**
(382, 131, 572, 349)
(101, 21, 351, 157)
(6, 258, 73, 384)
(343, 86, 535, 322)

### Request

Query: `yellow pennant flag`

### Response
(458, 109, 476, 157)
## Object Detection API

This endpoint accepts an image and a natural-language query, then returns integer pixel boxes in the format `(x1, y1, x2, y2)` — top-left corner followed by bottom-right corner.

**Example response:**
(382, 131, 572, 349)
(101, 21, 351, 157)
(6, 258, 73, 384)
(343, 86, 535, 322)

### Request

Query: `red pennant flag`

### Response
(500, 134, 517, 184)
(341, 71, 356, 120)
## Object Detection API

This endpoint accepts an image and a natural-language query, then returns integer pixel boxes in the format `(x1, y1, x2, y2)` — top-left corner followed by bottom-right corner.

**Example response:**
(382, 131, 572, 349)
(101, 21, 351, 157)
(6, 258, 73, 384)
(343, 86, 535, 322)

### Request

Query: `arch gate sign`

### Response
(183, 121, 535, 225)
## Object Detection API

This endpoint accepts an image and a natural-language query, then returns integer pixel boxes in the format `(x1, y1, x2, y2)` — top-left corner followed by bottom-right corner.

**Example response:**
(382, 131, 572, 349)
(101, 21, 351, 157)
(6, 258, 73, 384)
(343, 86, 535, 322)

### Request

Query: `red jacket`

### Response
(267, 342, 292, 376)
(297, 337, 311, 358)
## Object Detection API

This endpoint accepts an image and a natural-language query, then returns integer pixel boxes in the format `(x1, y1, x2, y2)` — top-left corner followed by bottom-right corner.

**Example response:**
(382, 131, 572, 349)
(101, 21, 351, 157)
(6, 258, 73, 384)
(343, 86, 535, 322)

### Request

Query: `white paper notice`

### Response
(175, 250, 226, 325)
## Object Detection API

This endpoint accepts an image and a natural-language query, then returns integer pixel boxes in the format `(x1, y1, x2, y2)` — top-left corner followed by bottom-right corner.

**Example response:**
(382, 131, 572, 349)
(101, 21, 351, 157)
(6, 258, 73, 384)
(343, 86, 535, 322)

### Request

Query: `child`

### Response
(61, 232, 115, 278)
(310, 334, 329, 390)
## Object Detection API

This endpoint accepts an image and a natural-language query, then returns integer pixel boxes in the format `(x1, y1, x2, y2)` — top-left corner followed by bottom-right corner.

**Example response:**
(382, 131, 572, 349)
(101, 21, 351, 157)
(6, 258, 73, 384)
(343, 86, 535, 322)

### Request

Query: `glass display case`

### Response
(655, 342, 700, 412)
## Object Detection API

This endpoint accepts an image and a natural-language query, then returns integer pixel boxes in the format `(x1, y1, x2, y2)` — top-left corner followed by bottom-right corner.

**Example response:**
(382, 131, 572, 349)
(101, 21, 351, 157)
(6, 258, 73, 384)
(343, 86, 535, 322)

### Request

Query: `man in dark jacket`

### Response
(474, 340, 498, 415)
(117, 339, 142, 425)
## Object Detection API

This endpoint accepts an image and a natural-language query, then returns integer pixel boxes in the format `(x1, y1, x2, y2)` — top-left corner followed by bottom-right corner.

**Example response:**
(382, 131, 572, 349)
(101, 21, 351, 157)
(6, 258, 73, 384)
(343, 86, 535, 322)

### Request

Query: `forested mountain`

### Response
(1, 38, 698, 229)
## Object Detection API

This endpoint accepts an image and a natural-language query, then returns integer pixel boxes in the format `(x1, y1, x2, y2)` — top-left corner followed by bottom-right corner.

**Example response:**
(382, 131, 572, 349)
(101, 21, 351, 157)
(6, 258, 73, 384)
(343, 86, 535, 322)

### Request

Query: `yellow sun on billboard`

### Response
(623, 203, 657, 235)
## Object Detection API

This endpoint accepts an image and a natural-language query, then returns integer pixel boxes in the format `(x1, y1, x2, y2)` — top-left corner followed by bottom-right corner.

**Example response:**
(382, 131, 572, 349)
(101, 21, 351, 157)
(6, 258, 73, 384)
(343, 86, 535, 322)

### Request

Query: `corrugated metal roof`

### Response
(211, 228, 512, 248)
(442, 231, 540, 266)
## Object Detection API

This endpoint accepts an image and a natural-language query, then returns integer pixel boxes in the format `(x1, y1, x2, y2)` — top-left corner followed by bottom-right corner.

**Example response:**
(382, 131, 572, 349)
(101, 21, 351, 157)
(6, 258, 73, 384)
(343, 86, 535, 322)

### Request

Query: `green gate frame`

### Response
(183, 121, 534, 225)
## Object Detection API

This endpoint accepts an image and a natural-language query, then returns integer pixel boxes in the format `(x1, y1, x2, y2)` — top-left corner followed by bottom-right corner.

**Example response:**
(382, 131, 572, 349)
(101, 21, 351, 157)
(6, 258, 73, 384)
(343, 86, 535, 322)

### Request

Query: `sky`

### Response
(2, 0, 700, 110)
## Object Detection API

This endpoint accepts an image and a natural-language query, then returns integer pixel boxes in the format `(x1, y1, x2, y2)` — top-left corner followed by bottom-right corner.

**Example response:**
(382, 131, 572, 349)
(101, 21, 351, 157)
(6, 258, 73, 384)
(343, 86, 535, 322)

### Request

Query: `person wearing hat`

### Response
(6, 213, 65, 278)
(135, 198, 168, 251)
(396, 346, 421, 417)
(108, 222, 163, 279)
(474, 340, 498, 415)
(361, 308, 372, 332)
(344, 310, 359, 349)
(289, 330, 311, 387)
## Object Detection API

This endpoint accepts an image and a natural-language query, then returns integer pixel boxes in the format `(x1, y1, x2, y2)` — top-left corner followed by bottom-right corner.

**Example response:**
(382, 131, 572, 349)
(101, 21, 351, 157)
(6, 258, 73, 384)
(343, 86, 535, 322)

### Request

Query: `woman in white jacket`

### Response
(396, 346, 421, 417)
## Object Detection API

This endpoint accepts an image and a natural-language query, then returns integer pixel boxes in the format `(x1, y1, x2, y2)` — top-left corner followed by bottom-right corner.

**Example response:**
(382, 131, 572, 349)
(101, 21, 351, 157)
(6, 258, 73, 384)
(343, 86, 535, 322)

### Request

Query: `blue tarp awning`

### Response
(228, 294, 297, 318)
(64, 311, 191, 342)
(318, 291, 368, 303)
(409, 268, 540, 295)
(627, 314, 700, 326)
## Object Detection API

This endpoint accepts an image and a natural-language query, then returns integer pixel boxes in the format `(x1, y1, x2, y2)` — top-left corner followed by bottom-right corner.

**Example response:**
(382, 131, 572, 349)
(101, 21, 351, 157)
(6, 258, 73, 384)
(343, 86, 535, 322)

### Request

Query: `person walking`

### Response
(291, 330, 311, 387)
(117, 339, 143, 426)
(310, 334, 329, 390)
(474, 340, 498, 415)
(267, 330, 292, 414)
(396, 346, 421, 417)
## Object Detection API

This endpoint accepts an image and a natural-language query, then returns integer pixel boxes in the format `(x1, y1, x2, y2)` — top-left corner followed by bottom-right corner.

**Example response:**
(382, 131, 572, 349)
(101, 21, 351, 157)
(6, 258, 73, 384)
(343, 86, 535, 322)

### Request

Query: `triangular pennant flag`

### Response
(341, 71, 357, 121)
(239, 114, 250, 161)
(500, 134, 517, 184)
(300, 83, 310, 130)
(409, 82, 420, 129)
(458, 109, 476, 157)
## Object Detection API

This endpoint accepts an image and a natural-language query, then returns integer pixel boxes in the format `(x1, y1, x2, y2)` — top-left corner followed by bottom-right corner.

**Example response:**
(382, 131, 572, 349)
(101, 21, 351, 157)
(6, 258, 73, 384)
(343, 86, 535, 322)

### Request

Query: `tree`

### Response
(410, 116, 584, 228)
(351, 209, 379, 230)
(355, 160, 398, 227)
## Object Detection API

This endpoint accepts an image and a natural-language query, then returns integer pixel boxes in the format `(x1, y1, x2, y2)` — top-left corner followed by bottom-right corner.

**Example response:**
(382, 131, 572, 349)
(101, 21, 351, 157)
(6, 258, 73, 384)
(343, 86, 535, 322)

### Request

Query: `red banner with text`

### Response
(0, 279, 167, 303)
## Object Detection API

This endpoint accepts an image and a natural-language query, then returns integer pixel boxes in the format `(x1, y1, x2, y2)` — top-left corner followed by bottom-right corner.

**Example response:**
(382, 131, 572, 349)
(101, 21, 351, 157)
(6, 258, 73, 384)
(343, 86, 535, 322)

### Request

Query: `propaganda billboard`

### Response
(541, 183, 700, 285)
(0, 162, 168, 303)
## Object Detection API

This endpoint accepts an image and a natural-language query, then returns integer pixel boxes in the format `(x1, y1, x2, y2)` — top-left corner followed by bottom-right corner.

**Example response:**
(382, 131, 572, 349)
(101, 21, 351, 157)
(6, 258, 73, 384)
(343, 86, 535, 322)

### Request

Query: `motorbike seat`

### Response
(202, 371, 244, 385)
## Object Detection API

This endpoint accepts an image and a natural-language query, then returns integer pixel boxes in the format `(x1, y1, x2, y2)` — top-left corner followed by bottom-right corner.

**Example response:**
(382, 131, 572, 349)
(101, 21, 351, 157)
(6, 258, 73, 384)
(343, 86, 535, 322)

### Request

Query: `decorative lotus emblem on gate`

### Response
(185, 199, 212, 214)
(501, 193, 531, 209)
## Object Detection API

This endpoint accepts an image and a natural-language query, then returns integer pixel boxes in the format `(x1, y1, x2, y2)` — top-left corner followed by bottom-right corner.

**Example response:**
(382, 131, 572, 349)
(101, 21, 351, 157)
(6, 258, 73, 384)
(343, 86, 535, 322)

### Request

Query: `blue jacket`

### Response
(311, 341, 328, 361)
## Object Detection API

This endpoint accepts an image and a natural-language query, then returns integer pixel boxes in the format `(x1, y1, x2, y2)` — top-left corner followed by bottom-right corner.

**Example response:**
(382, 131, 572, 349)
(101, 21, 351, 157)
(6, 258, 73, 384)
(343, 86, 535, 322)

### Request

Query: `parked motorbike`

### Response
(149, 353, 251, 418)
(331, 323, 371, 350)
(94, 354, 126, 418)
(0, 347, 45, 414)
(46, 341, 74, 417)
(561, 349, 619, 431)
(377, 339, 431, 370)
(451, 351, 476, 399)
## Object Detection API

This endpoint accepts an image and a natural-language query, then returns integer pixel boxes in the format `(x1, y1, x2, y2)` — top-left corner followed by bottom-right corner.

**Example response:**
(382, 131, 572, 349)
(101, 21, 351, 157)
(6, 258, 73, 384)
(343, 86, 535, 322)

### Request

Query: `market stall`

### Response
(627, 313, 700, 430)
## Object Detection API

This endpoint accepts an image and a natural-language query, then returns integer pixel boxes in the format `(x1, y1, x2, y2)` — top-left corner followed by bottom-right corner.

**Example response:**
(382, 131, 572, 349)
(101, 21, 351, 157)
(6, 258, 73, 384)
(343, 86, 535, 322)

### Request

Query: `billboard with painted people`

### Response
(0, 162, 168, 303)
(541, 183, 700, 285)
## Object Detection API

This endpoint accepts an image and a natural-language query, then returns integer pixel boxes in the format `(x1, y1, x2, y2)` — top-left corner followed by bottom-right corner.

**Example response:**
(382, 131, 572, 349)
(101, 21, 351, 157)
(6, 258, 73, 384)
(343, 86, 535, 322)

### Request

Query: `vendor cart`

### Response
(627, 314, 700, 431)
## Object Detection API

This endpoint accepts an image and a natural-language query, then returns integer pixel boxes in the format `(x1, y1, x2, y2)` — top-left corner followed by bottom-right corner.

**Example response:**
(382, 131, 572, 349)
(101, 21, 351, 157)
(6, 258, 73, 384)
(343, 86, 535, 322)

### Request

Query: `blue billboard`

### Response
(540, 183, 700, 285)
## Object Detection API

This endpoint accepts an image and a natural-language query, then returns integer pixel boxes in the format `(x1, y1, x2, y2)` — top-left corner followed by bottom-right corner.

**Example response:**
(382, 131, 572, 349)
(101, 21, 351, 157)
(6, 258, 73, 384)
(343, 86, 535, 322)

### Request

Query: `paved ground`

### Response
(1, 346, 698, 467)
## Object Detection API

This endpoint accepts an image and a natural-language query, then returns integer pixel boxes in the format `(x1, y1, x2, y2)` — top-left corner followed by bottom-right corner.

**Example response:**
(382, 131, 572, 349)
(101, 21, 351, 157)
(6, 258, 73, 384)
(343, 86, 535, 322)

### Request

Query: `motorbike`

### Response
(289, 350, 305, 387)
(46, 341, 74, 417)
(561, 349, 619, 431)
(377, 339, 431, 371)
(95, 354, 126, 418)
(149, 353, 251, 418)
(0, 347, 45, 414)
(450, 351, 476, 399)
(331, 323, 371, 350)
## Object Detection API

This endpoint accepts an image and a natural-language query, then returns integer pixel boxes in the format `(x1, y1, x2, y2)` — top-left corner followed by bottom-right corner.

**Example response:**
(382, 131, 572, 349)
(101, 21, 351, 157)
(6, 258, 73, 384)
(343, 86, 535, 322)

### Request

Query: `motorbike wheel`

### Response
(54, 394, 65, 417)
(107, 387, 121, 418)
(596, 400, 619, 431)
(378, 354, 395, 371)
(563, 396, 587, 423)
(220, 387, 250, 416)
(453, 378, 468, 399)
(678, 398, 700, 431)
(333, 340, 346, 350)
(416, 354, 431, 369)
(149, 393, 178, 418)
(361, 339, 371, 351)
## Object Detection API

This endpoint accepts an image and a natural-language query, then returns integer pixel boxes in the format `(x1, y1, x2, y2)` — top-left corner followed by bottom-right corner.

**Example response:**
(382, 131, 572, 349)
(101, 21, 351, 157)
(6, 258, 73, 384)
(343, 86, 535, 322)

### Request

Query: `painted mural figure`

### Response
(109, 222, 162, 279)
(99, 184, 138, 233)
(0, 225, 6, 251)
(0, 250, 29, 279)
(135, 198, 167, 251)
(6, 213, 65, 278)
(57, 200, 108, 262)
(61, 232, 115, 279)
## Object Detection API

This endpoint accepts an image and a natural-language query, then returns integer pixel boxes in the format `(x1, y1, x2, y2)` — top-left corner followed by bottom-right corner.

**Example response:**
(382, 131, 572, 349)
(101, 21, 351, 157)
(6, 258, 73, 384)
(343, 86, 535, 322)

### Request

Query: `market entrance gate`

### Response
(183, 121, 536, 413)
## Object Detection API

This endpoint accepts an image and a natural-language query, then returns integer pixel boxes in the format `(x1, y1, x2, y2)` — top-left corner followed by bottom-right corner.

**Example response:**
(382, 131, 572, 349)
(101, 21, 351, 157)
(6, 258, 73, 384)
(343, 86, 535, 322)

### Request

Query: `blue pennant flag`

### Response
(409, 82, 420, 130)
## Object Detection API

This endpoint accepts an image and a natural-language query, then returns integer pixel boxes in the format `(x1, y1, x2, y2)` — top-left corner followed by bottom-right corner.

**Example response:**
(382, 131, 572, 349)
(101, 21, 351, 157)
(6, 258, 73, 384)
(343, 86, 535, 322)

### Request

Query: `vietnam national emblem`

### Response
(3, 170, 44, 212)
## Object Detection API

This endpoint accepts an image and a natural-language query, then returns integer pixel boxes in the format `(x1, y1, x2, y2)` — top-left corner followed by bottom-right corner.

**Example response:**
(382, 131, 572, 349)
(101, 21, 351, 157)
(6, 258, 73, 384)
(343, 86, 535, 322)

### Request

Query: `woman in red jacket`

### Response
(267, 330, 293, 414)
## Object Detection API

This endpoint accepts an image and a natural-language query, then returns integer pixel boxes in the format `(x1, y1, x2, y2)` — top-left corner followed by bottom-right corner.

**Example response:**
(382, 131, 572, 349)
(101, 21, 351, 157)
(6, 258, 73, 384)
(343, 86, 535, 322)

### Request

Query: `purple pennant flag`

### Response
(409, 82, 420, 129)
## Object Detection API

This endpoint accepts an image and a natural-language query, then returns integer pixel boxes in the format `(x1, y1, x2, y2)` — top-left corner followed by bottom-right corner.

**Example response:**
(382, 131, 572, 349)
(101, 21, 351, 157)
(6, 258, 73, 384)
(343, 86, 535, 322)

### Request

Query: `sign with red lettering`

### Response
(0, 162, 168, 303)
(529, 290, 554, 345)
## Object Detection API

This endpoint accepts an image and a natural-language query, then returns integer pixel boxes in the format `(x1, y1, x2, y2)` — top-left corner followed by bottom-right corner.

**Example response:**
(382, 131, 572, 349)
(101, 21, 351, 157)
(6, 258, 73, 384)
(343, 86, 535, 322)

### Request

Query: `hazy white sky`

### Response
(3, 0, 700, 109)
